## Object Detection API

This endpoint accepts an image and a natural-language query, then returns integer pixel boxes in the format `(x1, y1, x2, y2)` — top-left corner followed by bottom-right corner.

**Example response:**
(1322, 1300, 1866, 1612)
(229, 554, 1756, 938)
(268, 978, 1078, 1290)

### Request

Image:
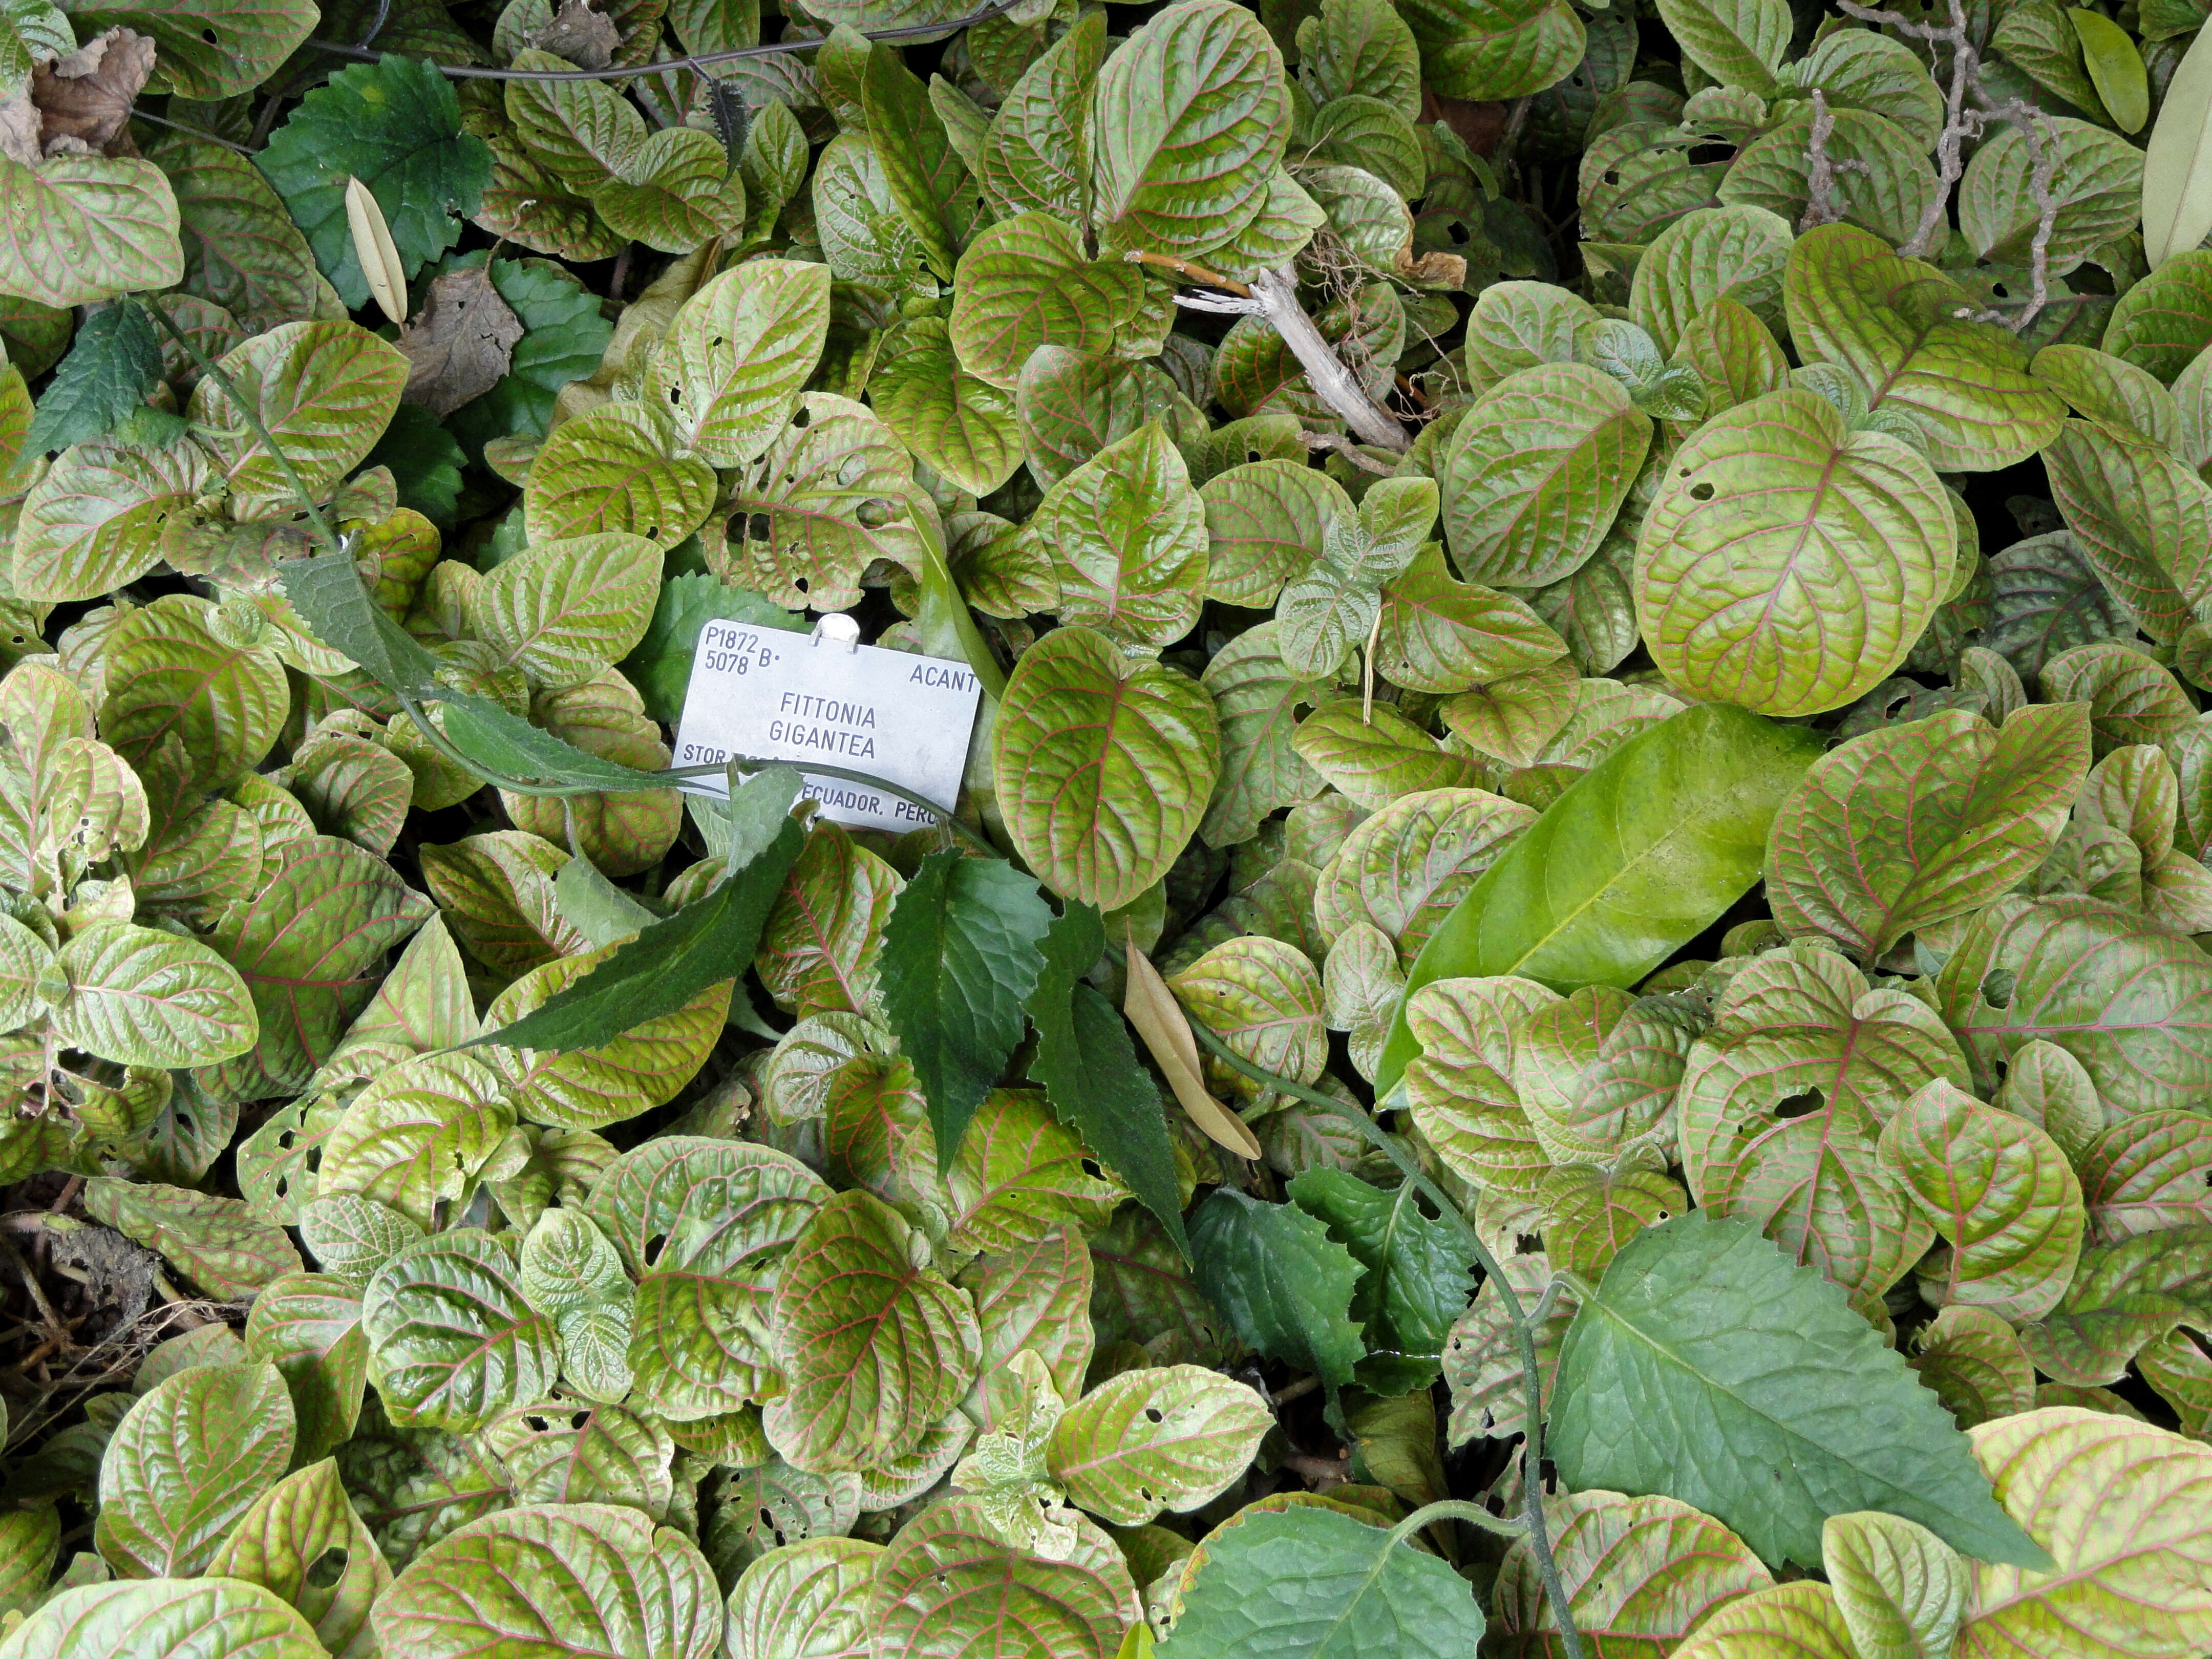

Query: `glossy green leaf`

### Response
(360, 1229, 561, 1433)
(1189, 1187, 1365, 1390)
(94, 1360, 295, 1579)
(0, 1580, 323, 1659)
(1374, 703, 1821, 1094)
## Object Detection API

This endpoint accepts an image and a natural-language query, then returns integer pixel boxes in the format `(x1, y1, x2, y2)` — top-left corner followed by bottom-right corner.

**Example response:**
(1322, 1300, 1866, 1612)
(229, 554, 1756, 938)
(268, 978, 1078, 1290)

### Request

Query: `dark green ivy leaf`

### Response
(880, 852, 1056, 1168)
(1025, 901, 1190, 1260)
(1550, 1210, 2051, 1572)
(475, 770, 807, 1053)
(1288, 1169, 1472, 1395)
(26, 304, 162, 455)
(257, 55, 493, 309)
(1190, 1188, 1367, 1391)
(441, 252, 616, 457)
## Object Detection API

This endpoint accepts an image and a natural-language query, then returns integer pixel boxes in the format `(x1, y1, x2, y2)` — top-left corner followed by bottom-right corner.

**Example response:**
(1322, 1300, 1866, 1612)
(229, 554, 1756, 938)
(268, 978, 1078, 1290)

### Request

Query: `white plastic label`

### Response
(670, 621, 984, 834)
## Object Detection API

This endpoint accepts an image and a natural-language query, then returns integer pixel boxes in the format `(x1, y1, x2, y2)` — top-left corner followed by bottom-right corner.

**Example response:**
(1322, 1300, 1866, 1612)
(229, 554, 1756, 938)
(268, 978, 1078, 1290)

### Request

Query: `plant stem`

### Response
(1181, 1019, 1588, 1659)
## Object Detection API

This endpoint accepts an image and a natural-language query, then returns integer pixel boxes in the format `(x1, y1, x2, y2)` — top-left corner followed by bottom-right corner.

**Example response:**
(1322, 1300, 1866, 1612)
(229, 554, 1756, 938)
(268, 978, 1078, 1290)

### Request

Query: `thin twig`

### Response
(127, 107, 256, 155)
(1302, 431, 1395, 475)
(307, 0, 1017, 81)
(1120, 250, 1253, 297)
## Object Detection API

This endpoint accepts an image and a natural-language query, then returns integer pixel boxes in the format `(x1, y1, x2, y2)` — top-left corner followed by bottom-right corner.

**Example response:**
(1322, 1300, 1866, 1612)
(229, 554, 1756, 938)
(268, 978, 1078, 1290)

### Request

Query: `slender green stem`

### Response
(1390, 1498, 1524, 1546)
(1181, 1018, 1589, 1659)
(134, 296, 347, 562)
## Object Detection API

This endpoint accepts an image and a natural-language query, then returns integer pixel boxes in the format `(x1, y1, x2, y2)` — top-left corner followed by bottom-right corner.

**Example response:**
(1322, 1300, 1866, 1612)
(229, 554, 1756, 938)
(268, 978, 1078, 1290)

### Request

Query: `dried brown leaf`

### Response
(1123, 919, 1262, 1159)
(398, 264, 525, 417)
(529, 0, 622, 70)
(0, 27, 155, 163)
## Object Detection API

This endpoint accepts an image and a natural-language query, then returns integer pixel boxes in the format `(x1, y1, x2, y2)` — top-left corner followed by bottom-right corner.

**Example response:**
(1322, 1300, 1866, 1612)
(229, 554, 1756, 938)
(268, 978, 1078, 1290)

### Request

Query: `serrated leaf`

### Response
(24, 301, 160, 455)
(1550, 1211, 2049, 1572)
(1025, 903, 1189, 1255)
(257, 55, 491, 310)
(1189, 1187, 1365, 1390)
(881, 850, 1055, 1164)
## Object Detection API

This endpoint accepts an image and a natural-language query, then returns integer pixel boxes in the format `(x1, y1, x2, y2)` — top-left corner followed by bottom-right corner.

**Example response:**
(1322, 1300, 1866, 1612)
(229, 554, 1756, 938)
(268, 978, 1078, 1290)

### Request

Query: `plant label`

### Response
(671, 619, 984, 834)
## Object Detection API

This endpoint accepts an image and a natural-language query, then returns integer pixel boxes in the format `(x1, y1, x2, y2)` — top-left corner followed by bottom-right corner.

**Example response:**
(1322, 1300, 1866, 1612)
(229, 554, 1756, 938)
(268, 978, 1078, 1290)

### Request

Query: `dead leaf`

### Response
(1123, 918, 1263, 1159)
(530, 0, 622, 71)
(27, 28, 155, 158)
(398, 265, 525, 418)
(346, 177, 409, 328)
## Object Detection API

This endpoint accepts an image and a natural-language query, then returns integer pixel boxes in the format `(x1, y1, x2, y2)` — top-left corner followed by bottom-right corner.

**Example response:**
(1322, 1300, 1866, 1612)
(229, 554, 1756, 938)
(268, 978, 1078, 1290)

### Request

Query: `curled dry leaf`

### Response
(398, 264, 526, 418)
(1122, 918, 1262, 1159)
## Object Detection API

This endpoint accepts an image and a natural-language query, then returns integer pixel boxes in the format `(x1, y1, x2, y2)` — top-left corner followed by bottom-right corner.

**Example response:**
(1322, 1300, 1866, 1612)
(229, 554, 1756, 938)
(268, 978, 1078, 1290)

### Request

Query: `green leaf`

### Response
(1189, 1187, 1366, 1390)
(94, 1360, 295, 1578)
(1876, 1080, 2087, 1322)
(1655, 0, 1787, 95)
(1395, 0, 1585, 100)
(1490, 1489, 1775, 1653)
(867, 1497, 1137, 1657)
(477, 530, 665, 689)
(1719, 107, 1939, 249)
(1373, 704, 1822, 1094)
(0, 1580, 323, 1659)
(82, 1178, 299, 1299)
(994, 625, 1220, 911)
(49, 922, 256, 1069)
(765, 1190, 982, 1471)
(1766, 704, 2092, 960)
(1293, 699, 1482, 810)
(361, 1229, 561, 1433)
(1629, 204, 1795, 356)
(1936, 896, 2212, 1114)
(205, 1456, 390, 1658)
(654, 258, 831, 467)
(1440, 361, 1650, 589)
(372, 1502, 723, 1659)
(186, 321, 408, 515)
(588, 1136, 829, 1420)
(153, 135, 324, 334)
(1022, 421, 1207, 651)
(856, 29, 975, 282)
(980, 12, 1104, 221)
(1159, 1505, 1486, 1656)
(949, 210, 1153, 391)
(0, 154, 183, 309)
(478, 780, 804, 1055)
(871, 317, 1023, 496)
(1636, 387, 1953, 717)
(1822, 1509, 1968, 1659)
(1376, 546, 1567, 693)
(244, 1273, 369, 1465)
(1551, 1211, 2049, 1572)
(1048, 1365, 1271, 1526)
(256, 55, 492, 309)
(24, 303, 160, 456)
(1091, 0, 1291, 261)
(2144, 20, 2212, 267)
(1289, 1168, 1472, 1394)
(1960, 116, 2142, 273)
(880, 850, 1055, 1166)
(2042, 417, 2212, 645)
(12, 437, 208, 602)
(1025, 903, 1190, 1258)
(1784, 223, 2066, 471)
(2018, 1225, 2212, 1385)
(522, 404, 715, 545)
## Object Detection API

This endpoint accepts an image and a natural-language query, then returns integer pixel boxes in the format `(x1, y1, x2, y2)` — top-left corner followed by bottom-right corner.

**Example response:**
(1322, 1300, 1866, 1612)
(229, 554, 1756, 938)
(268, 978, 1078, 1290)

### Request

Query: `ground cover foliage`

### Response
(0, 0, 2210, 1651)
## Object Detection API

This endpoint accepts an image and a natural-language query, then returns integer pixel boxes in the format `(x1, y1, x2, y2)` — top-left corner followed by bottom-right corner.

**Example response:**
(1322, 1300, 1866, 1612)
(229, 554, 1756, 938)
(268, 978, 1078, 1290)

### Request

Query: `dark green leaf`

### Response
(880, 851, 1057, 1167)
(1550, 1210, 2050, 1571)
(363, 405, 466, 529)
(1189, 1188, 1366, 1390)
(1288, 1169, 1472, 1394)
(474, 773, 805, 1054)
(1025, 901, 1190, 1259)
(256, 55, 493, 309)
(1158, 1505, 1485, 1657)
(618, 571, 804, 725)
(1374, 704, 1823, 1094)
(26, 303, 161, 455)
